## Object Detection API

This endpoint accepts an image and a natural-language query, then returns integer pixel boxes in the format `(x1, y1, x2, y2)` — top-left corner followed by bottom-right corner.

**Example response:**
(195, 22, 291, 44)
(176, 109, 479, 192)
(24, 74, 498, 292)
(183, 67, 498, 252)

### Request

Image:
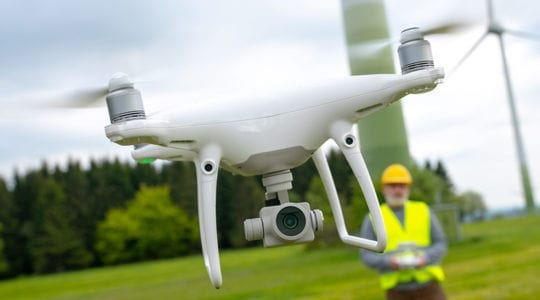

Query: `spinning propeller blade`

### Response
(43, 73, 136, 109)
(45, 86, 109, 108)
(347, 38, 394, 58)
(422, 20, 473, 35)
(348, 20, 475, 58)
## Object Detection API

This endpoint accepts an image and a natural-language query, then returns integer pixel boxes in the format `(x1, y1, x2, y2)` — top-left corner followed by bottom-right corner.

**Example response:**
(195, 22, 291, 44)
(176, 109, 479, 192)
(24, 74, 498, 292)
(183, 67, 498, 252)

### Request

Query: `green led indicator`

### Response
(137, 158, 156, 164)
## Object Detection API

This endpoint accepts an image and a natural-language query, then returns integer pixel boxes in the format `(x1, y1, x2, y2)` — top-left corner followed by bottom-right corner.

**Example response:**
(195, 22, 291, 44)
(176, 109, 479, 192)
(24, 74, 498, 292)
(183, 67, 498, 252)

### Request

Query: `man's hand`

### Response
(389, 251, 428, 270)
(389, 255, 401, 270)
(414, 251, 427, 268)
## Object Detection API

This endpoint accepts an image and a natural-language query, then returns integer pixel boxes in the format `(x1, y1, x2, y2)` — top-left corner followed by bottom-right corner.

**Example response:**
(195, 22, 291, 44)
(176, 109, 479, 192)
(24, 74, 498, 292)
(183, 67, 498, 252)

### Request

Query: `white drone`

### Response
(99, 27, 442, 288)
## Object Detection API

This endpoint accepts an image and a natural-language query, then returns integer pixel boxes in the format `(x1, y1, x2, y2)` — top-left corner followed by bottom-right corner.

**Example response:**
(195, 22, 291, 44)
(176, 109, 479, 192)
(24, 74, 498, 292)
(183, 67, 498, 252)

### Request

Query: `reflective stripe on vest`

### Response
(378, 201, 445, 290)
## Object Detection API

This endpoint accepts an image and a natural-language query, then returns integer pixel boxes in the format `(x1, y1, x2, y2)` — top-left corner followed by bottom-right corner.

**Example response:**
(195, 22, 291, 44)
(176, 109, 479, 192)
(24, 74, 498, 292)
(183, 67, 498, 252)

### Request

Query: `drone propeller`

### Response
(42, 73, 136, 109)
(0, 72, 154, 125)
(347, 38, 394, 58)
(44, 86, 109, 109)
(421, 20, 473, 36)
(348, 20, 475, 58)
(1, 85, 107, 117)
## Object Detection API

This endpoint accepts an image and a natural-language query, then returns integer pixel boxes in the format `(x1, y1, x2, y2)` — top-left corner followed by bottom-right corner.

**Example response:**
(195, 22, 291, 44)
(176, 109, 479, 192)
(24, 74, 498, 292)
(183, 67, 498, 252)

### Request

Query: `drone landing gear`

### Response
(195, 144, 222, 289)
(311, 120, 386, 252)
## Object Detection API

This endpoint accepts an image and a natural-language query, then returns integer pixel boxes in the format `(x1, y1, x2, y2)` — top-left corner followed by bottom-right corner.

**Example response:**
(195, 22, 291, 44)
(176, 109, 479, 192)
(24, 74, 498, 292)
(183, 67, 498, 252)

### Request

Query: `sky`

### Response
(1, 0, 539, 210)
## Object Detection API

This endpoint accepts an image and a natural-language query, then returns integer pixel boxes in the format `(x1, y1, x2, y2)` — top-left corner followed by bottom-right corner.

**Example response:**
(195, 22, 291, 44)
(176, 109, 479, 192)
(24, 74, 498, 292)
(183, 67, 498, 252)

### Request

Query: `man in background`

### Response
(360, 164, 447, 300)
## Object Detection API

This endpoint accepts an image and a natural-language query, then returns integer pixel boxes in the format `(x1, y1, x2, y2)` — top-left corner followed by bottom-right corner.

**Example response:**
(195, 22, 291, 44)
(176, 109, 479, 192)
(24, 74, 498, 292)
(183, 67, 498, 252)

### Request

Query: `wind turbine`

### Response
(450, 0, 537, 212)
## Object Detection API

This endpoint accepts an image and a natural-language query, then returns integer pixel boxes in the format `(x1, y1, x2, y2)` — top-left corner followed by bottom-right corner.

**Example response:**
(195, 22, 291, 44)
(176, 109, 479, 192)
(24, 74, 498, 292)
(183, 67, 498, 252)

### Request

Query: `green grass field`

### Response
(0, 214, 538, 299)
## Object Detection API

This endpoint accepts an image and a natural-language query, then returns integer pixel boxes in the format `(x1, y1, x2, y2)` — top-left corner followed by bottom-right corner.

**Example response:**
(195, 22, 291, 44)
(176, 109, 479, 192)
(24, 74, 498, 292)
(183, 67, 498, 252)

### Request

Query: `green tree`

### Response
(408, 164, 448, 205)
(86, 159, 137, 222)
(347, 175, 371, 232)
(95, 185, 199, 265)
(216, 172, 236, 248)
(226, 176, 264, 248)
(434, 160, 454, 191)
(0, 177, 10, 273)
(291, 159, 317, 198)
(161, 162, 198, 216)
(29, 177, 93, 273)
(9, 168, 51, 275)
(0, 224, 8, 273)
(453, 190, 487, 221)
(52, 161, 96, 263)
(305, 176, 341, 248)
(132, 163, 160, 188)
(217, 174, 265, 249)
(327, 150, 355, 202)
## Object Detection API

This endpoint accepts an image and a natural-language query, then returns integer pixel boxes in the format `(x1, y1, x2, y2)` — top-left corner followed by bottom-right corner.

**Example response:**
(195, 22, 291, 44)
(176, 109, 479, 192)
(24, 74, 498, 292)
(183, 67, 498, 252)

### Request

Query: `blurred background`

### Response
(2, 0, 539, 211)
(0, 0, 539, 298)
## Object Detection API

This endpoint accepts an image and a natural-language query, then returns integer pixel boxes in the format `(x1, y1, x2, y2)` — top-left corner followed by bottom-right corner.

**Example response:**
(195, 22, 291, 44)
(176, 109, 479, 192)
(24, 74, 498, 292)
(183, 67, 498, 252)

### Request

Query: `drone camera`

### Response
(398, 27, 434, 74)
(244, 202, 323, 247)
(106, 87, 146, 124)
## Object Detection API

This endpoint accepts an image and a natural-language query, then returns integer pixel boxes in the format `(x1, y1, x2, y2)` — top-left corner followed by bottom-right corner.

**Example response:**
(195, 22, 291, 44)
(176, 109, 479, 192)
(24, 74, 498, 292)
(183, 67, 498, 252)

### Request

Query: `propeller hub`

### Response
(399, 27, 424, 44)
(108, 72, 134, 92)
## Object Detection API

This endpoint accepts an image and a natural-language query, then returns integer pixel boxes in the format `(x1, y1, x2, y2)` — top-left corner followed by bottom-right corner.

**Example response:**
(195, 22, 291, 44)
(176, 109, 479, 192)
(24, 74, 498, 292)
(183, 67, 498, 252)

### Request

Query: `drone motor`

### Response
(398, 27, 434, 74)
(105, 73, 146, 124)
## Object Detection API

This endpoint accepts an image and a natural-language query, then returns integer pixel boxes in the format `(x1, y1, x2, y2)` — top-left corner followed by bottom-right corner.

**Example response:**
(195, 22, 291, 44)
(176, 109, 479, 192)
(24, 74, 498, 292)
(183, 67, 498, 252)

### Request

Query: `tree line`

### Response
(0, 153, 485, 279)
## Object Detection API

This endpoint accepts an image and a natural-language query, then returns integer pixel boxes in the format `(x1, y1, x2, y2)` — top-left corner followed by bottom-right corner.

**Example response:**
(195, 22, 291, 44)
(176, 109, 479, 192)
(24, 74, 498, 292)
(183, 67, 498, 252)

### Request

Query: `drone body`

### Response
(102, 27, 444, 288)
(106, 68, 442, 176)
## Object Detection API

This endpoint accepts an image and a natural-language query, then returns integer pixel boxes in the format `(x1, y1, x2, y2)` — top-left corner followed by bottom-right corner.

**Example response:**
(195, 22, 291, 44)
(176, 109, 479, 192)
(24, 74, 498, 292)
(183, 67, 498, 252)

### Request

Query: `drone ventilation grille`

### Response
(110, 110, 146, 123)
(401, 60, 434, 74)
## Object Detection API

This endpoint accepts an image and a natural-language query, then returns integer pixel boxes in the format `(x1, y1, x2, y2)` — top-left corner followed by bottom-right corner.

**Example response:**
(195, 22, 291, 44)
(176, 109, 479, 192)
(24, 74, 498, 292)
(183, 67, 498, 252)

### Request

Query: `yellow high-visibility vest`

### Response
(379, 201, 445, 290)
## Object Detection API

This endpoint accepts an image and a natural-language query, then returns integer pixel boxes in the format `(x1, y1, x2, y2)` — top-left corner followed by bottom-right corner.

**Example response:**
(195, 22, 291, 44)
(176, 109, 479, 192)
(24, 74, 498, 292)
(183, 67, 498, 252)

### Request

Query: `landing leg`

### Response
(195, 144, 222, 288)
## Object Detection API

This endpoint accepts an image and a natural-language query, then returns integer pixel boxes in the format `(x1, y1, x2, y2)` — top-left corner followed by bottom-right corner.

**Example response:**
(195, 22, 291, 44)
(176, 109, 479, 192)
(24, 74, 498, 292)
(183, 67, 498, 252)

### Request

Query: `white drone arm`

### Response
(194, 144, 223, 288)
(312, 120, 386, 252)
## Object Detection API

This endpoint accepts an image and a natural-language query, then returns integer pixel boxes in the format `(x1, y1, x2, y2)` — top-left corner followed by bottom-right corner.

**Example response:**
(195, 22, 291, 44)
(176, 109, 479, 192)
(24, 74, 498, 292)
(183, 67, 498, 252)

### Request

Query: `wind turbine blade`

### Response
(487, 0, 495, 24)
(505, 28, 540, 42)
(448, 32, 488, 78)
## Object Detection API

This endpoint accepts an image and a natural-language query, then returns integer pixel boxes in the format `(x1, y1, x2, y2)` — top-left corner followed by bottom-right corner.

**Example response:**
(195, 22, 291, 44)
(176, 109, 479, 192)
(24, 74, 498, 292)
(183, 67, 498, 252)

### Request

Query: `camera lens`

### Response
(276, 206, 306, 237)
(283, 214, 299, 229)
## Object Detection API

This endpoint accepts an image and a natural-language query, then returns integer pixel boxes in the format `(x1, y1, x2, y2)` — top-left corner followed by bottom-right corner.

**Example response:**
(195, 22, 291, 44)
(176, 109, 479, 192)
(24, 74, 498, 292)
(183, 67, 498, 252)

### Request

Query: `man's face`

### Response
(382, 183, 410, 207)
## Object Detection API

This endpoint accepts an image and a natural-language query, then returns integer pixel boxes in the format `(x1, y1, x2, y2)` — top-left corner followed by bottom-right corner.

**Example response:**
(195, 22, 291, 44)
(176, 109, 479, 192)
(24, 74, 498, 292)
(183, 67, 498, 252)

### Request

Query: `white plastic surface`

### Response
(108, 72, 133, 92)
(195, 144, 223, 288)
(106, 68, 445, 177)
(312, 121, 386, 252)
